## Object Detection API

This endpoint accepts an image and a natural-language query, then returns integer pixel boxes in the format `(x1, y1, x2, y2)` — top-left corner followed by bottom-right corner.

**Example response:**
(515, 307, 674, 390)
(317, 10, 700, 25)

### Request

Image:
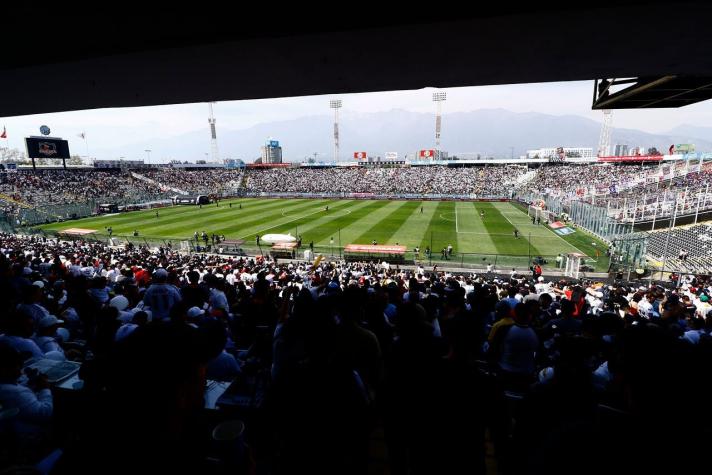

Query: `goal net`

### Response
(528, 203, 556, 223)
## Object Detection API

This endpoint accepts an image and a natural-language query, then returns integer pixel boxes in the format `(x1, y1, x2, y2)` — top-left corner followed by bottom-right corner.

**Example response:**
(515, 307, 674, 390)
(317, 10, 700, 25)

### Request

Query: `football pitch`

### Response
(37, 198, 609, 270)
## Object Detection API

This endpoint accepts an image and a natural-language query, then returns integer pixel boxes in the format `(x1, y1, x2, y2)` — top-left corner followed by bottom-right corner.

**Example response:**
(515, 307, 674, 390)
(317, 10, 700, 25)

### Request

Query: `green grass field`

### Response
(36, 198, 610, 271)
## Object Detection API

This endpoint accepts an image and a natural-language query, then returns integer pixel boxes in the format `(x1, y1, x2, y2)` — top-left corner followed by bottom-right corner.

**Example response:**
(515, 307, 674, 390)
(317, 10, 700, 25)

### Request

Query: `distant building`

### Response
(614, 144, 629, 156)
(223, 158, 245, 169)
(94, 159, 147, 168)
(261, 140, 283, 164)
(525, 147, 593, 159)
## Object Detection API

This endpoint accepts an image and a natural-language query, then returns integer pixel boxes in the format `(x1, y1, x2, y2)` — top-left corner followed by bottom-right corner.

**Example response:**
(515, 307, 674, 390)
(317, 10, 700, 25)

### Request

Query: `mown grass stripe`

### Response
(351, 201, 420, 246)
(312, 200, 394, 246)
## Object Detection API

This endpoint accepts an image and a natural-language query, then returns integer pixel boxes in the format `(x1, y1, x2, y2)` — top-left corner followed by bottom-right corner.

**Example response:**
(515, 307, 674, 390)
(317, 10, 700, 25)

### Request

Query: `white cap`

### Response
(187, 306, 205, 319)
(44, 350, 66, 361)
(39, 315, 64, 329)
(538, 276, 544, 282)
(32, 281, 45, 289)
(22, 267, 33, 275)
(109, 295, 130, 311)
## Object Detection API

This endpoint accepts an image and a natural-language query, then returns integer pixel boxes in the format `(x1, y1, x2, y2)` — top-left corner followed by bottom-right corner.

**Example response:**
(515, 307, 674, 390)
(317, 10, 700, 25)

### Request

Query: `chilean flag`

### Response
(0, 126, 6, 139)
(669, 144, 674, 154)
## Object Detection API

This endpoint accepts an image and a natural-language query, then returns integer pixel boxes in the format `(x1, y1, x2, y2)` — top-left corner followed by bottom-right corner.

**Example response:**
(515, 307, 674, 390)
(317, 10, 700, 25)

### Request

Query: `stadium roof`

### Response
(592, 77, 712, 109)
(2, 2, 712, 116)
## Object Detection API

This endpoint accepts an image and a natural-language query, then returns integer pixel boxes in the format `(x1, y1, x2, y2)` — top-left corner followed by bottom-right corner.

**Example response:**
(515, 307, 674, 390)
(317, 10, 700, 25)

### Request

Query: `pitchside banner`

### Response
(25, 137, 71, 159)
(554, 227, 575, 236)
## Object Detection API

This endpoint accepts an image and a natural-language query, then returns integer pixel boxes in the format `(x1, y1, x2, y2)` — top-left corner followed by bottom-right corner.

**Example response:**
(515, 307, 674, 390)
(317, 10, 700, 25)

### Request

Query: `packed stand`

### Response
(1, 232, 711, 473)
(243, 166, 528, 197)
(0, 169, 166, 208)
(141, 168, 243, 196)
(520, 164, 649, 198)
(523, 162, 712, 223)
(601, 166, 712, 222)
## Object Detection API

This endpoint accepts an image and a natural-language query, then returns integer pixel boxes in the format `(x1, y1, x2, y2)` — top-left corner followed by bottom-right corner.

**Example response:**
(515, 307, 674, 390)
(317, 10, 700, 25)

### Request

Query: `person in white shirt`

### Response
(115, 310, 151, 341)
(16, 283, 50, 330)
(0, 344, 53, 436)
(106, 265, 121, 283)
(682, 317, 705, 345)
(637, 295, 654, 319)
(534, 276, 549, 294)
(33, 315, 65, 358)
(0, 313, 44, 360)
(109, 295, 134, 323)
(209, 280, 229, 312)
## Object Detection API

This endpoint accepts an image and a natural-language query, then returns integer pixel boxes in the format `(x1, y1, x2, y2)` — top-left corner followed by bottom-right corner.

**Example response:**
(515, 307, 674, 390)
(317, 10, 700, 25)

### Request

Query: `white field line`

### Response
(237, 204, 347, 240)
(498, 203, 589, 256)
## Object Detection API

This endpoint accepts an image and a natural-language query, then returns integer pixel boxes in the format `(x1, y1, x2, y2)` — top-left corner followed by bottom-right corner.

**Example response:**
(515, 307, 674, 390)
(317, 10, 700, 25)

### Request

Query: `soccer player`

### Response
(513, 229, 519, 239)
(155, 211, 159, 218)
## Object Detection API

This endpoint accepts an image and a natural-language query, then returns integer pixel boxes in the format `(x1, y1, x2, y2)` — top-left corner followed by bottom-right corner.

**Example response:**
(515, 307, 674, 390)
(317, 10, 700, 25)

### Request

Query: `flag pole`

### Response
(2, 126, 8, 155)
(84, 133, 91, 165)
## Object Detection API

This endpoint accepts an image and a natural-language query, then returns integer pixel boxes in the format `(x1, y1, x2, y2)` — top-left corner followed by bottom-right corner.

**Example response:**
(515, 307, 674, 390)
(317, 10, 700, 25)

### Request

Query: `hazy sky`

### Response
(2, 80, 712, 158)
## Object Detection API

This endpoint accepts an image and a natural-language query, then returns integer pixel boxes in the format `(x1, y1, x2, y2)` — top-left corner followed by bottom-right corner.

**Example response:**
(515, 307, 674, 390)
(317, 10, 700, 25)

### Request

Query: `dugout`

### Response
(271, 242, 297, 259)
(344, 244, 406, 264)
(97, 203, 119, 214)
(219, 239, 247, 256)
(172, 195, 210, 205)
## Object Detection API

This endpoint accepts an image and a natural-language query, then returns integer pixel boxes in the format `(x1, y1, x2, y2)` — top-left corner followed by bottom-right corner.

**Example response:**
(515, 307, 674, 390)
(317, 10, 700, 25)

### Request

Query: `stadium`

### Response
(12, 158, 709, 278)
(29, 167, 608, 273)
(3, 5, 712, 475)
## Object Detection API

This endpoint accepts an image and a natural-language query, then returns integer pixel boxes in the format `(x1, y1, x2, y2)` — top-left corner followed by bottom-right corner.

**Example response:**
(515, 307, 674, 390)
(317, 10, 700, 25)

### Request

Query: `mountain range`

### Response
(92, 109, 712, 162)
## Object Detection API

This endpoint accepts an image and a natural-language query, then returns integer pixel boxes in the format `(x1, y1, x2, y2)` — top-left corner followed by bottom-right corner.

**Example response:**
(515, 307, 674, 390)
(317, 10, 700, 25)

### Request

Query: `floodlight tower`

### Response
(208, 102, 220, 162)
(432, 91, 447, 158)
(597, 109, 612, 157)
(330, 99, 342, 162)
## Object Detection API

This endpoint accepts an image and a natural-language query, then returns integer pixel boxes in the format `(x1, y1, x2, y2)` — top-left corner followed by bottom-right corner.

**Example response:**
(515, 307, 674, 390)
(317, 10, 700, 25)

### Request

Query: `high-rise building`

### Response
(260, 140, 283, 164)
(614, 144, 629, 156)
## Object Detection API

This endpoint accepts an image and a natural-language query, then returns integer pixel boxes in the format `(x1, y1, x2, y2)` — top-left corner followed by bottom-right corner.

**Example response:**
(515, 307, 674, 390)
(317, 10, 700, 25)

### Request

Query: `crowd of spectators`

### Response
(1, 233, 711, 473)
(520, 164, 648, 198)
(521, 162, 712, 222)
(596, 166, 712, 222)
(141, 168, 243, 196)
(243, 166, 527, 196)
(0, 170, 165, 207)
(2, 164, 712, 227)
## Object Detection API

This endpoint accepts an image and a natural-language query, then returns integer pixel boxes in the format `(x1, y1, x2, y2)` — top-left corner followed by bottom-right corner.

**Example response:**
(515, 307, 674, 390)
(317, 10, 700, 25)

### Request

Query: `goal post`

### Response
(528, 201, 556, 223)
